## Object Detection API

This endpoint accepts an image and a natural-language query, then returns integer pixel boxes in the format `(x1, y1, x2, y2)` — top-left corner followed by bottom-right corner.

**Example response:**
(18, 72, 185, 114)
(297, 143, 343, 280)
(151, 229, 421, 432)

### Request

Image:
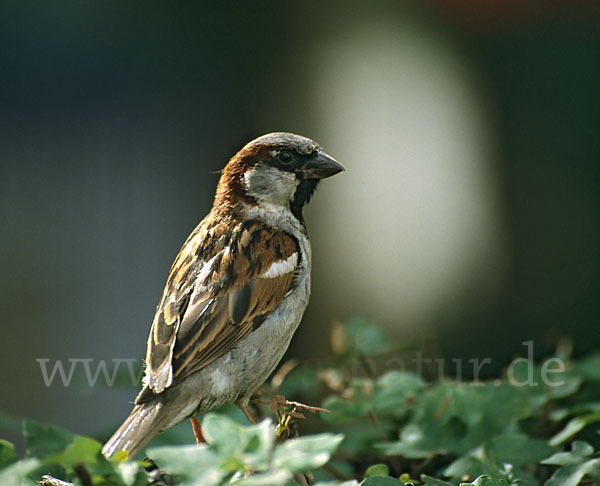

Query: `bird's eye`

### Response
(278, 151, 293, 164)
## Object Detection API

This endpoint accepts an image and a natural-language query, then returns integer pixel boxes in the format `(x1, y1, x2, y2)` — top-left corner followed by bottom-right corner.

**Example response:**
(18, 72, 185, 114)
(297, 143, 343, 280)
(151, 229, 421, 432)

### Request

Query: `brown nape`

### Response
(213, 143, 276, 208)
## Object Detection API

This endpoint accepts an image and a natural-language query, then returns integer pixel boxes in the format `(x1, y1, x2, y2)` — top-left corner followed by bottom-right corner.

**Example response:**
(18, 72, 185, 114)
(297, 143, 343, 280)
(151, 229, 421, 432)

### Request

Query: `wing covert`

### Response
(139, 216, 299, 400)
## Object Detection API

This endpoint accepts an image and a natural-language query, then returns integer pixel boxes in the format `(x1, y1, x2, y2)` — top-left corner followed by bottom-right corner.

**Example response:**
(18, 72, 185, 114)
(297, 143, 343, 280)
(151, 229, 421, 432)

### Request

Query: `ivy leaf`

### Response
(0, 458, 40, 485)
(230, 470, 290, 485)
(486, 433, 554, 466)
(316, 482, 360, 486)
(364, 463, 390, 477)
(322, 395, 371, 424)
(373, 372, 425, 419)
(23, 420, 73, 458)
(444, 452, 504, 481)
(0, 440, 17, 469)
(460, 476, 510, 486)
(146, 444, 224, 486)
(549, 409, 600, 446)
(541, 441, 600, 486)
(379, 383, 530, 459)
(341, 317, 391, 357)
(361, 477, 405, 485)
(421, 475, 453, 486)
(508, 360, 582, 408)
(576, 353, 600, 381)
(276, 365, 321, 397)
(324, 371, 424, 424)
(543, 458, 600, 486)
(54, 436, 103, 467)
(273, 433, 343, 471)
(117, 461, 146, 486)
(203, 414, 275, 471)
(541, 441, 594, 466)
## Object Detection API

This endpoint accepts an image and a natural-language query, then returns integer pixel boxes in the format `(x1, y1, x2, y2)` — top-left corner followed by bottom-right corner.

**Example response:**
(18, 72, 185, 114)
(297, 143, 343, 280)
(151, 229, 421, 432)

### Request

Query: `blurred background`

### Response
(1, 0, 599, 449)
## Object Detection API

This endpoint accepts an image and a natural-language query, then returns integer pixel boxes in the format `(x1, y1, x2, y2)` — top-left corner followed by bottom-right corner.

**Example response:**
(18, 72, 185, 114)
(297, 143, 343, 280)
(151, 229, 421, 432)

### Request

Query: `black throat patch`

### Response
(290, 179, 319, 224)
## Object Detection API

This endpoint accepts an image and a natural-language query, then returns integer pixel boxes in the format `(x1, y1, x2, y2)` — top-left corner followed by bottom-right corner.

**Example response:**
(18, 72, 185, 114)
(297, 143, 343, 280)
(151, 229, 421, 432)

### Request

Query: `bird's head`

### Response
(214, 132, 344, 222)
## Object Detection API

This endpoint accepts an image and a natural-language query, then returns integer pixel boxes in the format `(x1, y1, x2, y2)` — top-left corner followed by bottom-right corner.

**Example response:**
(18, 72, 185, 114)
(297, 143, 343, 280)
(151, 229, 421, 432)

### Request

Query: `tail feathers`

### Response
(102, 401, 166, 460)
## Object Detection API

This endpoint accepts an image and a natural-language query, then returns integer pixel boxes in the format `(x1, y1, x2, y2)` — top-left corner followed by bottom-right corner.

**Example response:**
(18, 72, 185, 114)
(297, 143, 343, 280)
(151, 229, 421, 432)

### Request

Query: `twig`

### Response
(368, 408, 387, 442)
(74, 465, 92, 486)
(293, 471, 315, 486)
(368, 407, 402, 476)
(434, 395, 452, 421)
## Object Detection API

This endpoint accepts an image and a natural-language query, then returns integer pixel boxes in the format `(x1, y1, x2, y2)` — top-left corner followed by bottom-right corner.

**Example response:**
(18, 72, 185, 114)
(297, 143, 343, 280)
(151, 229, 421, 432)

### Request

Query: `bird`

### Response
(102, 132, 344, 459)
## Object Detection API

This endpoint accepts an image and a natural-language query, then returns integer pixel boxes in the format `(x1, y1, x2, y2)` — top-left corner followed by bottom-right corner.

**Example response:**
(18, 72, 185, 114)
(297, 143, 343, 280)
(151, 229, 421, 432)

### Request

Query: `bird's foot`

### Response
(250, 395, 329, 441)
(254, 394, 329, 417)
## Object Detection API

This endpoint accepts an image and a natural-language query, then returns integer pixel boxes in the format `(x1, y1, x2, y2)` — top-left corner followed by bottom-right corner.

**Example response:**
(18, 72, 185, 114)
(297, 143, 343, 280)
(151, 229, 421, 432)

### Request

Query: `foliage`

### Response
(3, 319, 600, 485)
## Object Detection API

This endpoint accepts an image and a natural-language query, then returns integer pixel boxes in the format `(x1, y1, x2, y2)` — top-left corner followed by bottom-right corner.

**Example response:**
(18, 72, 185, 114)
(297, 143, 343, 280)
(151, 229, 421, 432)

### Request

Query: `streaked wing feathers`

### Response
(140, 213, 298, 400)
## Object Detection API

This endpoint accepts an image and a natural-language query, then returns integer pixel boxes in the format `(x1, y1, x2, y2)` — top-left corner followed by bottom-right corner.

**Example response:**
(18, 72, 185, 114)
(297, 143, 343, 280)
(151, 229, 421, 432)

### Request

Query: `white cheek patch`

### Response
(244, 165, 299, 206)
(260, 253, 298, 279)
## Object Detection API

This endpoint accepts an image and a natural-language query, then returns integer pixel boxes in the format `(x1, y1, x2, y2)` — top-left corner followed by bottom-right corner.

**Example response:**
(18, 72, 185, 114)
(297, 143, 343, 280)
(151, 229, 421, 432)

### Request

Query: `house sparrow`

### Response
(102, 132, 344, 459)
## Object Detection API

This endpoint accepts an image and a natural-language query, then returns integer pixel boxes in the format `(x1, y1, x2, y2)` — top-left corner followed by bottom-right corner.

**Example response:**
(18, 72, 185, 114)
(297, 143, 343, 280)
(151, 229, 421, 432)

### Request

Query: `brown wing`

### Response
(139, 214, 299, 401)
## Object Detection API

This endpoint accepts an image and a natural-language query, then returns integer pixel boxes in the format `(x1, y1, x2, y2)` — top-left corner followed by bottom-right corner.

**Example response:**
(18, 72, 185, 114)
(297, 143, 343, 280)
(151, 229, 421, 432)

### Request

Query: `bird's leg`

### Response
(236, 401, 259, 424)
(189, 417, 205, 444)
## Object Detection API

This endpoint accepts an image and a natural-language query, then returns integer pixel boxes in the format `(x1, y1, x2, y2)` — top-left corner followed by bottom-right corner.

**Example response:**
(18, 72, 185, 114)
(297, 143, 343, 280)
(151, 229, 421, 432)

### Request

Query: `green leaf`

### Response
(231, 470, 290, 485)
(543, 458, 600, 486)
(55, 436, 102, 467)
(541, 441, 600, 486)
(379, 382, 532, 459)
(576, 353, 600, 381)
(344, 317, 391, 356)
(364, 463, 390, 477)
(487, 433, 554, 466)
(146, 444, 224, 486)
(276, 365, 321, 397)
(202, 413, 245, 454)
(331, 423, 380, 456)
(508, 360, 582, 407)
(317, 482, 359, 486)
(273, 433, 343, 471)
(374, 372, 425, 419)
(322, 395, 370, 424)
(0, 440, 17, 469)
(22, 420, 73, 458)
(148, 417, 329, 486)
(549, 409, 600, 446)
(203, 414, 275, 471)
(315, 482, 360, 486)
(444, 452, 504, 481)
(541, 440, 594, 466)
(421, 475, 453, 486)
(461, 476, 510, 486)
(361, 477, 404, 485)
(117, 461, 145, 486)
(0, 458, 40, 485)
(324, 371, 424, 424)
